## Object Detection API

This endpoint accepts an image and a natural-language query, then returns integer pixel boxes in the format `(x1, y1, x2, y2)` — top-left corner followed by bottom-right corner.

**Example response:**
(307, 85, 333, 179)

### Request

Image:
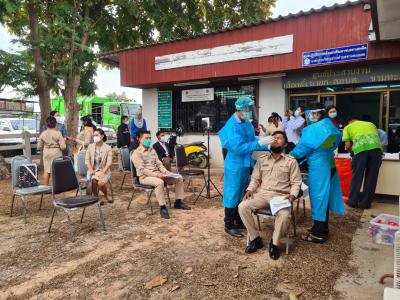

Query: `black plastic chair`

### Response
(127, 158, 171, 214)
(48, 157, 106, 234)
(119, 147, 131, 190)
(175, 144, 206, 204)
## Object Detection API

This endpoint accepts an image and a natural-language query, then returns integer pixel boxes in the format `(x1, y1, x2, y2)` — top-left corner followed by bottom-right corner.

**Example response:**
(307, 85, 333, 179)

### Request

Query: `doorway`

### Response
(335, 92, 381, 126)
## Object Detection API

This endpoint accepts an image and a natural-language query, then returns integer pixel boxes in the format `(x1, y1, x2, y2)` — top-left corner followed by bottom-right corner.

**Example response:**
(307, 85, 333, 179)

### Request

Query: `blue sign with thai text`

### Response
(302, 43, 368, 67)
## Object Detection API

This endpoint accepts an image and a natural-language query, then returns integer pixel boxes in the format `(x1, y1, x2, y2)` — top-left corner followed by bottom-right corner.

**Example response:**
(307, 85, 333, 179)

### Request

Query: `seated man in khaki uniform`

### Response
(131, 130, 191, 219)
(239, 131, 301, 260)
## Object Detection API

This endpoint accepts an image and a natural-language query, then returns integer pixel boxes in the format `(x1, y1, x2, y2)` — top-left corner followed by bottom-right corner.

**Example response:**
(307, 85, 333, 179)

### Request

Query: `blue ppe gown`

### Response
(290, 118, 345, 222)
(218, 114, 267, 208)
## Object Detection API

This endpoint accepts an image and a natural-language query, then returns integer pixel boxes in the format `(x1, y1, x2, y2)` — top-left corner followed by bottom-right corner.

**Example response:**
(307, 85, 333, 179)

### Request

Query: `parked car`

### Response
(0, 118, 39, 157)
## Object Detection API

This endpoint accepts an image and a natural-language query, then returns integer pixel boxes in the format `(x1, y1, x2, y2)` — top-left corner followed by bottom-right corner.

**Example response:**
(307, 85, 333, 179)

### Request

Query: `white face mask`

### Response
(55, 116, 62, 123)
(160, 136, 168, 143)
(294, 110, 300, 117)
(93, 136, 101, 143)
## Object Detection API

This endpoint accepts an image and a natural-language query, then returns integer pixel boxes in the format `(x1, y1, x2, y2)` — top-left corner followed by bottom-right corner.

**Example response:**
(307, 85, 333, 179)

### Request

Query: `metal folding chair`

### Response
(119, 147, 131, 190)
(127, 157, 171, 213)
(175, 144, 206, 203)
(10, 155, 52, 223)
(48, 156, 106, 234)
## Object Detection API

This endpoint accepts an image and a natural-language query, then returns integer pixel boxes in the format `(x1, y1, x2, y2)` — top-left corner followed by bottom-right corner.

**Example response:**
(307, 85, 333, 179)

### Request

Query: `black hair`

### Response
(94, 128, 107, 142)
(138, 130, 151, 139)
(268, 116, 274, 123)
(81, 115, 96, 129)
(272, 130, 288, 144)
(347, 116, 359, 123)
(46, 116, 57, 128)
(121, 115, 128, 123)
(271, 112, 282, 122)
(326, 105, 337, 113)
(50, 110, 58, 117)
(156, 130, 163, 137)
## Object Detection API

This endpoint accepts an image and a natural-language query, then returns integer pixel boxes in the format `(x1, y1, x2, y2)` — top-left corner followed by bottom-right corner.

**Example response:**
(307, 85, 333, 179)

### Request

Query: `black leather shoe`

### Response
(174, 201, 191, 210)
(347, 202, 358, 209)
(269, 240, 281, 260)
(160, 207, 170, 219)
(245, 236, 264, 254)
(235, 221, 246, 230)
(225, 227, 243, 238)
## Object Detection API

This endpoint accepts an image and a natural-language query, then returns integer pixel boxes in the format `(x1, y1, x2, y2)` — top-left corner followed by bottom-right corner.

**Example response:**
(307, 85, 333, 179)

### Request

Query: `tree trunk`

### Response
(27, 0, 51, 130)
(63, 75, 81, 138)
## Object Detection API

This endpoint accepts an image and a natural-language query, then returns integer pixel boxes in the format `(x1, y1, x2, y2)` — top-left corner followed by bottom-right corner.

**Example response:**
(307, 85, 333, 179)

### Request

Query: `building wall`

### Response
(258, 77, 286, 125)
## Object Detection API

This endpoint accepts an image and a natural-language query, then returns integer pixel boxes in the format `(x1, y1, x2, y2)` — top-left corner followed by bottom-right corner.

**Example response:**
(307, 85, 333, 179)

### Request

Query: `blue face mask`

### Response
(308, 116, 316, 124)
(241, 111, 253, 121)
(329, 112, 337, 119)
(143, 139, 152, 148)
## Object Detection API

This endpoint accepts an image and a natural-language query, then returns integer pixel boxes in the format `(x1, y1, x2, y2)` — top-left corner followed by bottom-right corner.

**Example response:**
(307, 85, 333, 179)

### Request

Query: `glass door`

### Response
(320, 95, 336, 107)
(289, 95, 318, 111)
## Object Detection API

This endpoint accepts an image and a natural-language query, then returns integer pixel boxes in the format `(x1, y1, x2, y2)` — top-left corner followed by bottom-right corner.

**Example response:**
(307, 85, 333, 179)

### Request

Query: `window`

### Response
(109, 105, 120, 115)
(171, 84, 256, 133)
(388, 91, 400, 152)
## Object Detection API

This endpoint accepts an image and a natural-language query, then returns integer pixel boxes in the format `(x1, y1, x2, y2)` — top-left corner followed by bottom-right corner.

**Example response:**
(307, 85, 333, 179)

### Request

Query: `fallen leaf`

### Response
(184, 267, 193, 274)
(288, 292, 298, 300)
(144, 275, 168, 290)
(201, 282, 217, 286)
(169, 285, 180, 292)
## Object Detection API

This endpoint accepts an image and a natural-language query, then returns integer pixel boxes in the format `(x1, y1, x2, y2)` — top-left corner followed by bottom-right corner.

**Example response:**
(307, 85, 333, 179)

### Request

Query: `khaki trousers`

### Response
(238, 192, 291, 245)
(139, 176, 184, 206)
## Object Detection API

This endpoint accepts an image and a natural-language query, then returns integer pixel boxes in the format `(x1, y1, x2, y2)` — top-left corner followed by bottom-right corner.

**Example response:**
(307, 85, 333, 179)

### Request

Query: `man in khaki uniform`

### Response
(131, 130, 191, 219)
(239, 131, 301, 260)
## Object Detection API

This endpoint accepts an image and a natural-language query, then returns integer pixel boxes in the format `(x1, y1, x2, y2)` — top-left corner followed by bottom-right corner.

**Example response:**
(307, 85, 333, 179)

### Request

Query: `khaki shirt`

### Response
(85, 142, 113, 176)
(131, 145, 167, 178)
(38, 128, 66, 150)
(247, 153, 302, 197)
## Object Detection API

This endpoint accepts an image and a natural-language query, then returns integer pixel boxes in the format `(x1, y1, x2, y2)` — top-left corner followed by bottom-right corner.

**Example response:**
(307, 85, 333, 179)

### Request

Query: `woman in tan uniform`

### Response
(38, 116, 66, 185)
(68, 115, 95, 153)
(85, 128, 113, 203)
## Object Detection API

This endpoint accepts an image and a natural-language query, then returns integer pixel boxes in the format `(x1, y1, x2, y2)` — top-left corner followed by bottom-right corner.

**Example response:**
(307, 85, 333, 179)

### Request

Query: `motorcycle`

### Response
(168, 127, 209, 169)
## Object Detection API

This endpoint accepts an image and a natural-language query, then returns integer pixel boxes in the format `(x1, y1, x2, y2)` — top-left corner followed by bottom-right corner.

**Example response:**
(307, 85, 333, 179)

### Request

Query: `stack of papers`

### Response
(166, 173, 182, 179)
(270, 196, 291, 215)
(384, 153, 399, 160)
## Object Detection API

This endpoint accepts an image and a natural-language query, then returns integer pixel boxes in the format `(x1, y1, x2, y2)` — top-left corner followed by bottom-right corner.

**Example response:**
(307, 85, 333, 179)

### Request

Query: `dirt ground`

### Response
(0, 170, 362, 300)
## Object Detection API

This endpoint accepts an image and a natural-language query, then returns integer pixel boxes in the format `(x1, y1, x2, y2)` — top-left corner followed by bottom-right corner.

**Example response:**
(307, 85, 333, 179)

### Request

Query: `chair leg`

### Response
(65, 210, 74, 238)
(127, 189, 136, 210)
(286, 231, 289, 255)
(303, 199, 306, 217)
(148, 190, 154, 215)
(39, 193, 44, 210)
(120, 174, 126, 190)
(296, 199, 300, 218)
(166, 186, 171, 208)
(257, 215, 261, 231)
(21, 196, 27, 224)
(109, 180, 114, 202)
(292, 211, 297, 237)
(10, 194, 16, 217)
(48, 208, 57, 233)
(98, 203, 106, 231)
(80, 207, 86, 223)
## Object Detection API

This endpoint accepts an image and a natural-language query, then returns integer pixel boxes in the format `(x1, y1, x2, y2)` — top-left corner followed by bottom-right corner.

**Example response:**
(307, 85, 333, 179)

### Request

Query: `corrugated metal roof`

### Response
(99, 0, 367, 63)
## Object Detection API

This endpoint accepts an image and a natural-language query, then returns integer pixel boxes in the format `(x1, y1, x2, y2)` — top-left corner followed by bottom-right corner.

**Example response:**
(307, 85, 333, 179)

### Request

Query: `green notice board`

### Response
(158, 90, 172, 129)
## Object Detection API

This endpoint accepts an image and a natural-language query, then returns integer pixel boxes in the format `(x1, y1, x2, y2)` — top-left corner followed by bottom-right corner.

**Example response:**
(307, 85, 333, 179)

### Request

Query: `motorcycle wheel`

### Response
(196, 153, 208, 169)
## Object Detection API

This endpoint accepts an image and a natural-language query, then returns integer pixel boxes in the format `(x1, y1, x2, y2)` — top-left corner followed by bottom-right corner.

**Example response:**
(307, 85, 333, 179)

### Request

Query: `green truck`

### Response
(51, 96, 141, 130)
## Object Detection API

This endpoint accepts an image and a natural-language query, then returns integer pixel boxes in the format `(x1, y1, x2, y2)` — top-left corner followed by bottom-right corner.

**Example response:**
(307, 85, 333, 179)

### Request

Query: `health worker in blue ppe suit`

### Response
(218, 96, 275, 238)
(290, 103, 345, 244)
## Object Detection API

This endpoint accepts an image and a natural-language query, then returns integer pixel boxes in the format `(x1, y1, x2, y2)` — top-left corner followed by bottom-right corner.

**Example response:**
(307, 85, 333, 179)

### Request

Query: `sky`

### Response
(0, 0, 355, 110)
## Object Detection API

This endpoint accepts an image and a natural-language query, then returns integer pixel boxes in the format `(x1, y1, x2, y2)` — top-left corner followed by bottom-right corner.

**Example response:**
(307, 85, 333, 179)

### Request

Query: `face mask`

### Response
(160, 136, 168, 143)
(124, 120, 129, 125)
(93, 136, 101, 143)
(143, 139, 152, 148)
(308, 116, 316, 124)
(329, 112, 337, 119)
(270, 146, 283, 154)
(241, 111, 253, 121)
(294, 111, 300, 117)
(55, 116, 62, 123)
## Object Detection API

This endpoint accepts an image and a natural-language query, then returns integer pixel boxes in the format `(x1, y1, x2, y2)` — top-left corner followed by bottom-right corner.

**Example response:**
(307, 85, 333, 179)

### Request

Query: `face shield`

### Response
(235, 96, 257, 122)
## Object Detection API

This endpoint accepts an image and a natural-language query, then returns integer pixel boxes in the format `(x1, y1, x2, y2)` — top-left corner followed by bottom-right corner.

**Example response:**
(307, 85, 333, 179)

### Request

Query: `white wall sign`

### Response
(155, 34, 293, 70)
(182, 88, 214, 102)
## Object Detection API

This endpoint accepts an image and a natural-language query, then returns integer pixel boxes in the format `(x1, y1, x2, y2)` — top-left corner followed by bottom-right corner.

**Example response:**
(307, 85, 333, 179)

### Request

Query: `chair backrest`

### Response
(52, 156, 79, 194)
(11, 155, 31, 188)
(76, 150, 87, 177)
(175, 144, 188, 169)
(120, 147, 131, 171)
(222, 148, 228, 160)
(129, 157, 140, 185)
